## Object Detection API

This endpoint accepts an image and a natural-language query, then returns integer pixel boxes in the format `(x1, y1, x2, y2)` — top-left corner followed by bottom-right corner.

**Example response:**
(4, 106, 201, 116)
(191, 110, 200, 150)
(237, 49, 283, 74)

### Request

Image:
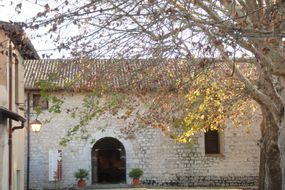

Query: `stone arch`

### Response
(90, 131, 136, 184)
(91, 137, 126, 183)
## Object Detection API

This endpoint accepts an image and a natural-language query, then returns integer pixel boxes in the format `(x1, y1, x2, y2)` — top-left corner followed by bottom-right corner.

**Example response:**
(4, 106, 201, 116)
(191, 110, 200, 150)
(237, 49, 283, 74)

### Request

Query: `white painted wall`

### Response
(0, 28, 25, 190)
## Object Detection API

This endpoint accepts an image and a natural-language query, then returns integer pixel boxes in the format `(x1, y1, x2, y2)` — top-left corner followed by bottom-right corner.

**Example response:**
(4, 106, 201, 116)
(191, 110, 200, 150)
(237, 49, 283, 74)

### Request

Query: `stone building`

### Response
(23, 59, 261, 189)
(0, 21, 39, 190)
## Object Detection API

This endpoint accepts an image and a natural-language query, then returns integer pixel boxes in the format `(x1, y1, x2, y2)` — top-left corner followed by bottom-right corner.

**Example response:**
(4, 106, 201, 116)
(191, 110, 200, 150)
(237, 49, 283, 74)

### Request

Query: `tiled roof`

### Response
(24, 59, 195, 91)
(0, 21, 40, 59)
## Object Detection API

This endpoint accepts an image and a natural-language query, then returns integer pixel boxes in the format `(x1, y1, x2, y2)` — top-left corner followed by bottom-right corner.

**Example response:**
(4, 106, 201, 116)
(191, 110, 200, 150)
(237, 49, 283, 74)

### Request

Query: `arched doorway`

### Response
(91, 137, 126, 184)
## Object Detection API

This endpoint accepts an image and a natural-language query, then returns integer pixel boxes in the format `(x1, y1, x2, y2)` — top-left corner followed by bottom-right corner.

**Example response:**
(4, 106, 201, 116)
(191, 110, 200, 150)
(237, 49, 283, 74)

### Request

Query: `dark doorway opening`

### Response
(91, 137, 126, 184)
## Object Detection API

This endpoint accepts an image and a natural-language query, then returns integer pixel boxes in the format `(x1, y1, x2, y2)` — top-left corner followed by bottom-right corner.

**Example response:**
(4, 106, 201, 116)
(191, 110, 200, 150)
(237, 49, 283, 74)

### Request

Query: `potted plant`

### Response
(74, 168, 88, 188)
(129, 168, 143, 185)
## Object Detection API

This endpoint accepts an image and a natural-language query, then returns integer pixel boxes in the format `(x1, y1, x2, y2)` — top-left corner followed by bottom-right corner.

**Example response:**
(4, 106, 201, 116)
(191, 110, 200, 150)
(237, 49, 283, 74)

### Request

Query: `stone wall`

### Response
(27, 93, 261, 189)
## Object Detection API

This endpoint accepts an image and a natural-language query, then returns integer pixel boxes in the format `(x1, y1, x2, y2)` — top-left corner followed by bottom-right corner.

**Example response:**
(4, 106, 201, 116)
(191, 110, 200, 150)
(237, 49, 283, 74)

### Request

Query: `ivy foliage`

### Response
(59, 91, 130, 146)
(36, 80, 64, 114)
(174, 73, 239, 142)
(35, 65, 257, 146)
(142, 68, 256, 143)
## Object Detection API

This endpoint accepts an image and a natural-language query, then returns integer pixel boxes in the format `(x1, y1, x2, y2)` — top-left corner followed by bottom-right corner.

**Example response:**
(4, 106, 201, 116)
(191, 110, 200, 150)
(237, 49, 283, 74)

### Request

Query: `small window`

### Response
(33, 94, 48, 110)
(205, 130, 220, 154)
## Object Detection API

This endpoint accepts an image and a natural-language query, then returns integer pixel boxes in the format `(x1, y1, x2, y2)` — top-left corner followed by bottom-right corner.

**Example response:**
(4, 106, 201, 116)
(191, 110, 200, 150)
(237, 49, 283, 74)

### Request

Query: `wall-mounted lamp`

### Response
(30, 119, 42, 133)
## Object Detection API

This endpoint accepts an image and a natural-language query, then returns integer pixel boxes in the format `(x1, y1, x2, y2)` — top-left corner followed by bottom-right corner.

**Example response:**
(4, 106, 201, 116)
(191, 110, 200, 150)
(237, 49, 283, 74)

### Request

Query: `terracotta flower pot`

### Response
(78, 179, 86, 188)
(132, 178, 141, 185)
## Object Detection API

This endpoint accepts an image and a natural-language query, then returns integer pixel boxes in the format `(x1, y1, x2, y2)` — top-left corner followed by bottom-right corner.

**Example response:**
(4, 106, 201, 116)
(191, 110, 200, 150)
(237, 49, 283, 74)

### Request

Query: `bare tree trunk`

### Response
(277, 75, 285, 190)
(259, 132, 265, 190)
(278, 119, 285, 190)
(260, 107, 282, 190)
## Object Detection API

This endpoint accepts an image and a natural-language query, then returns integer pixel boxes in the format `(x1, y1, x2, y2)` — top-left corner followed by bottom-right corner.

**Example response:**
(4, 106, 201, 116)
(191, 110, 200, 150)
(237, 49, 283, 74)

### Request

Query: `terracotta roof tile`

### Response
(24, 59, 194, 91)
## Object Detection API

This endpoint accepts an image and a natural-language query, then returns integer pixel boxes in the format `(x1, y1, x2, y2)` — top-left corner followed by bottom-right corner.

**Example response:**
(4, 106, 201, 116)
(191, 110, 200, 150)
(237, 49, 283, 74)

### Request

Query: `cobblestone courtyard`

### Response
(81, 186, 257, 190)
(83, 188, 255, 190)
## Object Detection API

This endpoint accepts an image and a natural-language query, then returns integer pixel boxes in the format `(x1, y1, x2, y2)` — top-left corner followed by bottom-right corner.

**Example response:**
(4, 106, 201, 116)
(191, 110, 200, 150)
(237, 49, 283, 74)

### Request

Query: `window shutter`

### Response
(205, 130, 220, 154)
(33, 94, 48, 109)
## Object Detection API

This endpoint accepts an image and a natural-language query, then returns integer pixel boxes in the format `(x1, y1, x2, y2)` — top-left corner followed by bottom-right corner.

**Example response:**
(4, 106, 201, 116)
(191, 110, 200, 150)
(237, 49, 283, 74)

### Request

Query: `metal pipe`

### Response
(26, 93, 31, 190)
(12, 121, 25, 132)
(8, 39, 13, 190)
(8, 39, 12, 111)
(8, 119, 12, 190)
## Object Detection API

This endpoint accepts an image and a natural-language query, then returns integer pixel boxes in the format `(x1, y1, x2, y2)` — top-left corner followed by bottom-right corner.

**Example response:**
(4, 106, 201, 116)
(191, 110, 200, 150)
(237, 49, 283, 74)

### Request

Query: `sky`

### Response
(0, 1, 36, 22)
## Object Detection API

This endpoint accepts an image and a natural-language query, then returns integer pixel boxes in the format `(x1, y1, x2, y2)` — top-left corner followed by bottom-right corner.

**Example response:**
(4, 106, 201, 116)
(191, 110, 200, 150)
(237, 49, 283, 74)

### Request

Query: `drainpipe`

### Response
(8, 39, 13, 190)
(8, 40, 12, 111)
(8, 120, 12, 190)
(26, 93, 30, 190)
(12, 122, 25, 132)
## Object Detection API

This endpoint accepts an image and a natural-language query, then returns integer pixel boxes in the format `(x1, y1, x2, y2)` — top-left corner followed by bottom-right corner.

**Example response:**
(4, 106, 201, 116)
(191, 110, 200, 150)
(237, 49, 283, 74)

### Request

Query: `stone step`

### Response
(85, 183, 134, 189)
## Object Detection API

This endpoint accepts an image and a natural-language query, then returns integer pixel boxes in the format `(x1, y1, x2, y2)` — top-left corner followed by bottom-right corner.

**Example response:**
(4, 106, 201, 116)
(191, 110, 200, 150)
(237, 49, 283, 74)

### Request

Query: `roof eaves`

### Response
(0, 21, 40, 60)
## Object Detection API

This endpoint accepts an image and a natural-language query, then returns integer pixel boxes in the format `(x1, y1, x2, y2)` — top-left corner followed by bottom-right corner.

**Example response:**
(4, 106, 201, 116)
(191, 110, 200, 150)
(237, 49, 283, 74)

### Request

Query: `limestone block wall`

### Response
(27, 93, 261, 189)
